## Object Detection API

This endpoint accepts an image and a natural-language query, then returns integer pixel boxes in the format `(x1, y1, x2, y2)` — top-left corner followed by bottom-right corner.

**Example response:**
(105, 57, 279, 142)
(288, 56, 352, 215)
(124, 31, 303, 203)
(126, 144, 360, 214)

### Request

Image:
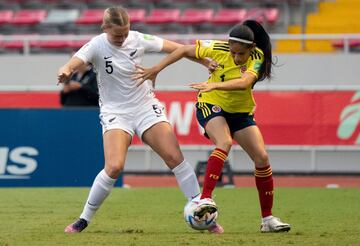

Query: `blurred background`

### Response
(0, 0, 359, 187)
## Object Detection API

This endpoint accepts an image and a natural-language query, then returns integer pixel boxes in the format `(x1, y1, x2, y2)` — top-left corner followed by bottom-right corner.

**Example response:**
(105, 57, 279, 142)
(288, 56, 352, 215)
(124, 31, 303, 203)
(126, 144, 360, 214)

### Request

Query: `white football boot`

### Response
(193, 198, 218, 219)
(260, 216, 291, 233)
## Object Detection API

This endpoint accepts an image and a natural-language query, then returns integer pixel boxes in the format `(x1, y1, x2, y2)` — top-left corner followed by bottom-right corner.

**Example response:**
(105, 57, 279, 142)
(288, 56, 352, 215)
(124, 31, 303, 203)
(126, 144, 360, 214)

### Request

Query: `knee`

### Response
(105, 160, 124, 178)
(163, 151, 184, 168)
(254, 152, 270, 167)
(216, 138, 232, 153)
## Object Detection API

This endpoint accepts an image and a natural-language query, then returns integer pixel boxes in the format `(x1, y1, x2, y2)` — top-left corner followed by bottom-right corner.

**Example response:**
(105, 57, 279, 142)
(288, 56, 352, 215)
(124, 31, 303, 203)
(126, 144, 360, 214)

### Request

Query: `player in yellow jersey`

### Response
(135, 20, 290, 233)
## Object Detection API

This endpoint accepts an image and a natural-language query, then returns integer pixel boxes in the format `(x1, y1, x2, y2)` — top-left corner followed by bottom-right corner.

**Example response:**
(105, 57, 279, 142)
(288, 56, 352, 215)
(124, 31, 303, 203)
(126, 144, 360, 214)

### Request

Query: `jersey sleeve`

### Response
(138, 32, 163, 52)
(195, 40, 216, 59)
(246, 48, 264, 79)
(74, 37, 98, 64)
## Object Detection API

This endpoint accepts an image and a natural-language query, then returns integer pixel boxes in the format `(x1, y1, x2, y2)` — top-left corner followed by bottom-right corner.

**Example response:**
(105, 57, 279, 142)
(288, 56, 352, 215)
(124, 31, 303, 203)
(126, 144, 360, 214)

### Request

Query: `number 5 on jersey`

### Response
(105, 60, 113, 74)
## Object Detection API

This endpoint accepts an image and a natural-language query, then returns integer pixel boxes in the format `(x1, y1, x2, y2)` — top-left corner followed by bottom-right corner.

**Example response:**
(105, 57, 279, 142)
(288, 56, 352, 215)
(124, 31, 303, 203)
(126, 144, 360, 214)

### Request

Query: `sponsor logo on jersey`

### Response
(143, 34, 155, 40)
(130, 49, 137, 57)
(212, 105, 221, 113)
(104, 56, 112, 60)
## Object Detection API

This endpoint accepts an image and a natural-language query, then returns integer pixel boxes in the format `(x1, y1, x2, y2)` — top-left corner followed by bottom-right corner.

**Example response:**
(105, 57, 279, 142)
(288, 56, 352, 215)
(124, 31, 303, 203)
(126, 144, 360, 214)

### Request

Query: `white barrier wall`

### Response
(0, 53, 360, 90)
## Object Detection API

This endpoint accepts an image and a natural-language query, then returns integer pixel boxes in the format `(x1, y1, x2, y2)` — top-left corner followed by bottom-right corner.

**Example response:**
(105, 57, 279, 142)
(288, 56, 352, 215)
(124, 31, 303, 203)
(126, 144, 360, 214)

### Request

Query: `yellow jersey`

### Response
(195, 40, 264, 113)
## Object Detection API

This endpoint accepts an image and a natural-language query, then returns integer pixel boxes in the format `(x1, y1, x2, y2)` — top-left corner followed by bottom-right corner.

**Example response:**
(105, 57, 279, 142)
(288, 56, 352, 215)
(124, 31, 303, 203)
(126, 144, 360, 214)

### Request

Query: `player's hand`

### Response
(189, 82, 215, 93)
(133, 65, 159, 88)
(57, 66, 72, 85)
(206, 59, 219, 73)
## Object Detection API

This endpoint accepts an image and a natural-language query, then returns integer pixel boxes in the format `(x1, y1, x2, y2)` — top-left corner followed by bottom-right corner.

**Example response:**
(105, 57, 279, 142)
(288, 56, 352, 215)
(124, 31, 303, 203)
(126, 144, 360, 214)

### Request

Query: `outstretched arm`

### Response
(134, 44, 197, 86)
(189, 72, 257, 92)
(162, 40, 216, 69)
(57, 56, 85, 85)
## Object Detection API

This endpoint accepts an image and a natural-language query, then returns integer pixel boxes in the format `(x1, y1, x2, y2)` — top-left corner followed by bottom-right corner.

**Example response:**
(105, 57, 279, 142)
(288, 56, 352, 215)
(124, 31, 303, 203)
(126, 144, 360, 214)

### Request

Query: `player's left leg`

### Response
(233, 125, 290, 232)
(142, 121, 201, 200)
(142, 121, 224, 233)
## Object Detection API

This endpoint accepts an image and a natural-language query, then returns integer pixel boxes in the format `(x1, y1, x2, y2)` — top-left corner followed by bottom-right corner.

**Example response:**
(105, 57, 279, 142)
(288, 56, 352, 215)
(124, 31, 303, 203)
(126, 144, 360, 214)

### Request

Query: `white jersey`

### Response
(74, 31, 163, 114)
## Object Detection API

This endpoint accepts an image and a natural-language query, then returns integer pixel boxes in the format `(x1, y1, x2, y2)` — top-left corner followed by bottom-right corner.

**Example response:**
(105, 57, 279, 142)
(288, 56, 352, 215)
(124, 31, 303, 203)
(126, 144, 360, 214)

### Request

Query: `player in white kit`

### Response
(57, 6, 223, 234)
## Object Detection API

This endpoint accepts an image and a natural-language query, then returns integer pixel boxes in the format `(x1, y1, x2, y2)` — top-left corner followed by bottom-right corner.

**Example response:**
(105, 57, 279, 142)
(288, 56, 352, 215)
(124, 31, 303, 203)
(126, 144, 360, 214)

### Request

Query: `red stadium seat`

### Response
(127, 8, 146, 23)
(264, 8, 280, 25)
(245, 8, 279, 25)
(145, 9, 180, 24)
(10, 10, 47, 25)
(178, 8, 214, 25)
(0, 35, 39, 52)
(0, 10, 14, 25)
(68, 39, 90, 50)
(212, 8, 247, 25)
(332, 39, 360, 49)
(75, 9, 105, 25)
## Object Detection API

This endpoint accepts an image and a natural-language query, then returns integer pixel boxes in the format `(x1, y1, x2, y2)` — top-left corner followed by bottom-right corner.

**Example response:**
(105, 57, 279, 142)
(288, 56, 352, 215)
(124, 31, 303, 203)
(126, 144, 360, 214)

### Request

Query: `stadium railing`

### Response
(1, 33, 360, 55)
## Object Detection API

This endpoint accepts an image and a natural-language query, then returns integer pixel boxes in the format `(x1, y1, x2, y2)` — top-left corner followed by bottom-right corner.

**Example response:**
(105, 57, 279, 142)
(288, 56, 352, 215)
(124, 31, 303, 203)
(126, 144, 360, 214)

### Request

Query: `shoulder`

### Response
(197, 40, 229, 54)
(197, 40, 228, 48)
(250, 47, 264, 61)
(90, 33, 106, 44)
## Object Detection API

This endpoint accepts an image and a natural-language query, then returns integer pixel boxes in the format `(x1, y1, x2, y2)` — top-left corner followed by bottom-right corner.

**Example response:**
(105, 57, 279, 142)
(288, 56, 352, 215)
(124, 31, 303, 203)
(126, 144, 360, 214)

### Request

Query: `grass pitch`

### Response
(0, 187, 359, 245)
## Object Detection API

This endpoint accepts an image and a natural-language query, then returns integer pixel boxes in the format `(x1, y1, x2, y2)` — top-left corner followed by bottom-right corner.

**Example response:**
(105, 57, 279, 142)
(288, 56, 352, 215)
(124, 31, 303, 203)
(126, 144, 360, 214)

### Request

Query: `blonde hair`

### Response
(101, 6, 129, 30)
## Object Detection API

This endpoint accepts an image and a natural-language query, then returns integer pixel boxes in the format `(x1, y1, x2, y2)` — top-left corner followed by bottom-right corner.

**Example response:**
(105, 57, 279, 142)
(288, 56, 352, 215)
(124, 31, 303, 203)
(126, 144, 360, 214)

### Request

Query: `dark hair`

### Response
(229, 20, 272, 81)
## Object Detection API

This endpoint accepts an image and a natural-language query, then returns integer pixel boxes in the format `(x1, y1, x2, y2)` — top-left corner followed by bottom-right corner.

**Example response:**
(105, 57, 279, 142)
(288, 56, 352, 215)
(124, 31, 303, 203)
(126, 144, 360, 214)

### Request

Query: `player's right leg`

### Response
(193, 114, 231, 219)
(65, 128, 132, 233)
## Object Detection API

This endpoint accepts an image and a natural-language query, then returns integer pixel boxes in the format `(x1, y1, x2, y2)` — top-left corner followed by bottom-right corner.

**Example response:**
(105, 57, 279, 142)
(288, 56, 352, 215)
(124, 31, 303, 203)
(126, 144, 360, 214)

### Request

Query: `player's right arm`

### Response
(57, 56, 85, 84)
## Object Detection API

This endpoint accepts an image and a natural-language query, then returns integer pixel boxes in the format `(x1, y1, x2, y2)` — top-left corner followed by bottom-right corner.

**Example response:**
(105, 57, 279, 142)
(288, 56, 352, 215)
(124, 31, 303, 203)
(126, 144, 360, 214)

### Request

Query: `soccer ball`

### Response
(183, 200, 218, 230)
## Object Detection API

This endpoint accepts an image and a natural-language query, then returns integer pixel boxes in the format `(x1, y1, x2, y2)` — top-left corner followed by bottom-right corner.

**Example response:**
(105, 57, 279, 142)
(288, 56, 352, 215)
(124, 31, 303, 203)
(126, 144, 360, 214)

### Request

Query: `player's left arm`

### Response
(190, 72, 257, 92)
(162, 40, 216, 70)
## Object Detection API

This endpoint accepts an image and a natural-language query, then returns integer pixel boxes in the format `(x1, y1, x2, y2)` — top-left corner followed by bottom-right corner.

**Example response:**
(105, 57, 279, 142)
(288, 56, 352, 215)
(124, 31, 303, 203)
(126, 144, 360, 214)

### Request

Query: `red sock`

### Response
(255, 165, 274, 218)
(201, 148, 228, 199)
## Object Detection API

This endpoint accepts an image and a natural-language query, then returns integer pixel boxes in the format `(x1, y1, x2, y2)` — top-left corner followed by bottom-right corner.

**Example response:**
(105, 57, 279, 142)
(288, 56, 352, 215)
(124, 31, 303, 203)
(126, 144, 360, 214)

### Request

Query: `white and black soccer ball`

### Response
(183, 200, 218, 230)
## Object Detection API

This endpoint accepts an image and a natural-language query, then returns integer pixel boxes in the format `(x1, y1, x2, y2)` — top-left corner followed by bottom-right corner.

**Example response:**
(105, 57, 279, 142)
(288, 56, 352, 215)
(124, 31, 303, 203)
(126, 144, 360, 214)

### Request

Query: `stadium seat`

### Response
(68, 39, 90, 50)
(75, 9, 105, 25)
(178, 8, 214, 33)
(127, 8, 146, 23)
(263, 8, 280, 25)
(332, 39, 360, 51)
(0, 35, 39, 53)
(145, 9, 180, 24)
(0, 10, 14, 25)
(10, 9, 47, 25)
(212, 8, 247, 25)
(178, 8, 214, 25)
(245, 8, 279, 25)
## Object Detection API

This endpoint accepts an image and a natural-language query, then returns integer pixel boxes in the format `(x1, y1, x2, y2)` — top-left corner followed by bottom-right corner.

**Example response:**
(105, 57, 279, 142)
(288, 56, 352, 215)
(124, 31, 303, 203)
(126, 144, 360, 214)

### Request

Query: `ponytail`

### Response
(242, 20, 272, 81)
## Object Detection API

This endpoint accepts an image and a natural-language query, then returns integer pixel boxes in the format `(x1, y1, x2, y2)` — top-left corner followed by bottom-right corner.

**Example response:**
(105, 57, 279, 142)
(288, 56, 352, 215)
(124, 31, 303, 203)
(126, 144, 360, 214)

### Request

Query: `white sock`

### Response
(172, 160, 200, 201)
(80, 169, 117, 222)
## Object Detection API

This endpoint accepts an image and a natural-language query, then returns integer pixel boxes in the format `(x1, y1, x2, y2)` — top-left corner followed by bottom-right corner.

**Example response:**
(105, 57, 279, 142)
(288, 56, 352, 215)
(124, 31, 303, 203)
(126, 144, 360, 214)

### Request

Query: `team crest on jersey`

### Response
(240, 66, 247, 73)
(212, 105, 222, 113)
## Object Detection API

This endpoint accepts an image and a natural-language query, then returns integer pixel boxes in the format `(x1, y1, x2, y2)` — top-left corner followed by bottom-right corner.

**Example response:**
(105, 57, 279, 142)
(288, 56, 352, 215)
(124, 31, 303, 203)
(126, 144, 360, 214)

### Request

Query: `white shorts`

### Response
(100, 99, 169, 138)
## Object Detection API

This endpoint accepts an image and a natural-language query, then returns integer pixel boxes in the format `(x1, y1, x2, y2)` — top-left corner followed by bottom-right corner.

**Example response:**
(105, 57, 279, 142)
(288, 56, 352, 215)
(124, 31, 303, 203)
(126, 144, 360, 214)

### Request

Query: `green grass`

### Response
(0, 188, 359, 245)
